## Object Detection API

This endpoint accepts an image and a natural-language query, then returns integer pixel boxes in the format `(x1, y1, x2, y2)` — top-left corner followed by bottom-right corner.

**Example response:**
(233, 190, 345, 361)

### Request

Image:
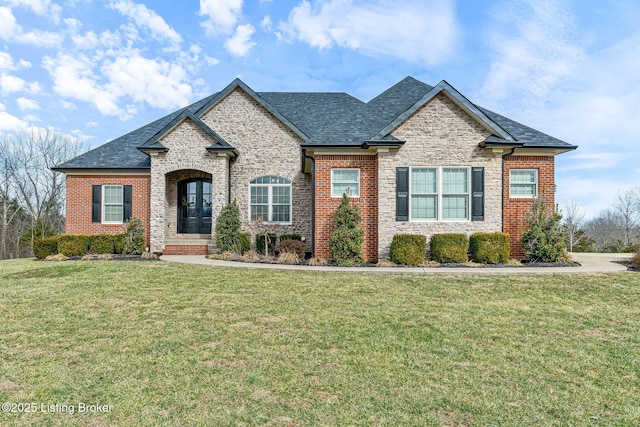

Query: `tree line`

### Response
(562, 187, 640, 253)
(0, 130, 88, 259)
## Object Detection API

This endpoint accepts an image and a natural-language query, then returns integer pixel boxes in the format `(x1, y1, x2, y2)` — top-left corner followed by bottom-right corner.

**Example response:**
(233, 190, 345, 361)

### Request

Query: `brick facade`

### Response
(314, 155, 378, 262)
(503, 155, 556, 258)
(65, 174, 151, 246)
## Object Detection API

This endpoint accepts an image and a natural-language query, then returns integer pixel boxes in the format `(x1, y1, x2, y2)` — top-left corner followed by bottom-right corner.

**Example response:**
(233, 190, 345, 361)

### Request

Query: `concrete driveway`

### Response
(160, 252, 633, 274)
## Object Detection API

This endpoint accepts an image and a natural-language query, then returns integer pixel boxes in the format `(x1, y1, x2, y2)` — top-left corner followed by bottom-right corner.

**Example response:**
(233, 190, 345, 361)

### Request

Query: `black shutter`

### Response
(396, 167, 409, 221)
(123, 185, 132, 222)
(92, 185, 101, 223)
(471, 167, 484, 221)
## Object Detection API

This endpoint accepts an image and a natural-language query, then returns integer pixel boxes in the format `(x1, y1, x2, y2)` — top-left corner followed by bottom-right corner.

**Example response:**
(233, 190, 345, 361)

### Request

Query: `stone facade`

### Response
(200, 88, 312, 251)
(377, 93, 503, 258)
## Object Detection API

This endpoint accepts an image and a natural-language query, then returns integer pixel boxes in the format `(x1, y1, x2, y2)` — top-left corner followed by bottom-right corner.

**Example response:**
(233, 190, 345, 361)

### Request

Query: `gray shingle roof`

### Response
(54, 76, 575, 171)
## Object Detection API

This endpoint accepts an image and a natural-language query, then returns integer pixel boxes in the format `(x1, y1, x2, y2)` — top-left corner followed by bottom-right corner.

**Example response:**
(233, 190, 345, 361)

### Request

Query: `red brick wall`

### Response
(65, 175, 151, 246)
(503, 155, 555, 258)
(314, 155, 378, 262)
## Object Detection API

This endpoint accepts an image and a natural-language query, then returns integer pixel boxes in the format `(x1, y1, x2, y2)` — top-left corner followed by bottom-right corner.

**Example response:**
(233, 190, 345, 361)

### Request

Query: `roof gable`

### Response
(372, 80, 515, 142)
(195, 78, 309, 142)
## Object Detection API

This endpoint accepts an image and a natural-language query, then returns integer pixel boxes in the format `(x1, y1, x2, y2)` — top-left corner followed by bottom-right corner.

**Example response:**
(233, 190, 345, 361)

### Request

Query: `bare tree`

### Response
(561, 199, 585, 252)
(584, 209, 626, 252)
(0, 129, 88, 258)
(613, 189, 640, 249)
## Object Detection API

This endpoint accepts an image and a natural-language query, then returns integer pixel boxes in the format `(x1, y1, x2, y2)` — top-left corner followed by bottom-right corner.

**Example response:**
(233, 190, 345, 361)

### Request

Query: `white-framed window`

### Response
(249, 176, 292, 223)
(510, 169, 538, 198)
(409, 167, 470, 221)
(103, 185, 124, 224)
(331, 168, 360, 198)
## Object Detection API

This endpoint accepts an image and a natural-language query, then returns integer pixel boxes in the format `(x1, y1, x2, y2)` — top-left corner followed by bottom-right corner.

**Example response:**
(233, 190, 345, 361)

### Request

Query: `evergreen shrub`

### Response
(122, 218, 145, 255)
(90, 234, 115, 254)
(329, 194, 364, 266)
(469, 232, 510, 264)
(256, 233, 277, 255)
(33, 236, 59, 259)
(215, 201, 241, 253)
(57, 234, 91, 257)
(389, 234, 426, 266)
(430, 234, 469, 263)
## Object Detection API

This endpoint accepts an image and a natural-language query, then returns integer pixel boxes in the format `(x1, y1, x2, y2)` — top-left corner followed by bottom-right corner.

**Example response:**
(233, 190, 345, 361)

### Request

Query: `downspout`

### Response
(501, 147, 517, 232)
(227, 154, 237, 204)
(302, 149, 315, 258)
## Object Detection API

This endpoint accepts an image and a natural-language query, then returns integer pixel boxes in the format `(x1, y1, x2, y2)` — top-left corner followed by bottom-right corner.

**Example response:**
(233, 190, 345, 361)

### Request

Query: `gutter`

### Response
(302, 149, 315, 258)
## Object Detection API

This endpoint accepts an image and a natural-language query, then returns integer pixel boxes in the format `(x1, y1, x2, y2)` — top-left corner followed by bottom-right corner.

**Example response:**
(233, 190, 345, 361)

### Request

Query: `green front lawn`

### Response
(1, 259, 639, 426)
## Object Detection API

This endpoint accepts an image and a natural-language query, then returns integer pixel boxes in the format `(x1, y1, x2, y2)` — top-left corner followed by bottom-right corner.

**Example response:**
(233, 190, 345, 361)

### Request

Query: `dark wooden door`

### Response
(178, 179, 212, 234)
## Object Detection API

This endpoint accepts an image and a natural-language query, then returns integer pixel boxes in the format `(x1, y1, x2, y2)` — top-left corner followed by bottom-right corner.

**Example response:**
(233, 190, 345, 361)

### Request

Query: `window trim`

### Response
(102, 184, 124, 224)
(408, 166, 471, 222)
(248, 176, 292, 224)
(509, 169, 538, 199)
(331, 168, 361, 198)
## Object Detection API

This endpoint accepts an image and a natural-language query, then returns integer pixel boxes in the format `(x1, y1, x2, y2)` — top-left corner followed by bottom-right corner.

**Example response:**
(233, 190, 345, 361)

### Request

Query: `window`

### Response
(249, 176, 291, 223)
(408, 167, 469, 221)
(331, 169, 360, 197)
(510, 169, 538, 198)
(103, 185, 123, 223)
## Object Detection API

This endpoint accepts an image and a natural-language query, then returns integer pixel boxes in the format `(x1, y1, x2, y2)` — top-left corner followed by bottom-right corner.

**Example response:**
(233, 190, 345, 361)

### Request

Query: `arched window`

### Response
(249, 176, 291, 223)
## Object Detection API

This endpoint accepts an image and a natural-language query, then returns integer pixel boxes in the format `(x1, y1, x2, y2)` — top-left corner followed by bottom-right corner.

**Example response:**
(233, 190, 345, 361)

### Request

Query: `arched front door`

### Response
(178, 179, 212, 234)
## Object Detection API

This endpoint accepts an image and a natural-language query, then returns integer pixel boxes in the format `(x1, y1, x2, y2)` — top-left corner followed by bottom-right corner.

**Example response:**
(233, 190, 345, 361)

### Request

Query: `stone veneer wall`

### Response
(503, 155, 555, 258)
(377, 93, 503, 259)
(150, 120, 228, 252)
(200, 88, 312, 251)
(314, 155, 378, 262)
(64, 174, 151, 246)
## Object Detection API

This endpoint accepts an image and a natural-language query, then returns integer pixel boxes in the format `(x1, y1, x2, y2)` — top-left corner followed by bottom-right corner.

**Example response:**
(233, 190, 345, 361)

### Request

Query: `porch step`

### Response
(163, 244, 209, 255)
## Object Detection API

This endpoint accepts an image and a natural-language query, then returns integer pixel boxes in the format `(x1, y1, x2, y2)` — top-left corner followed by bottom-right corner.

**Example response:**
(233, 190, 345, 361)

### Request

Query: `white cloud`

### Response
(16, 97, 39, 111)
(0, 102, 27, 131)
(260, 15, 272, 32)
(479, 0, 584, 109)
(225, 23, 255, 56)
(278, 0, 459, 65)
(199, 0, 244, 36)
(108, 0, 182, 49)
(0, 74, 25, 94)
(5, 0, 62, 21)
(0, 6, 62, 46)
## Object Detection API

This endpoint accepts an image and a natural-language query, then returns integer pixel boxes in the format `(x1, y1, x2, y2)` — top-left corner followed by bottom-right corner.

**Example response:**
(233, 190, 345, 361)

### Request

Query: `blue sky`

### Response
(1, 0, 639, 218)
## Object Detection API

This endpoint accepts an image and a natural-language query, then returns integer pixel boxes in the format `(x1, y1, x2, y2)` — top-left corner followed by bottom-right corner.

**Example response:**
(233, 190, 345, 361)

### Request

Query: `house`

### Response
(53, 77, 576, 261)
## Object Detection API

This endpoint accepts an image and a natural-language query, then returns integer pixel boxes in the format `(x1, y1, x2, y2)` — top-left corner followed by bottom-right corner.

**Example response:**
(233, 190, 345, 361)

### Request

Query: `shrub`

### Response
(633, 247, 640, 268)
(329, 194, 364, 266)
(90, 234, 115, 254)
(33, 236, 59, 259)
(215, 200, 241, 253)
(122, 218, 145, 255)
(277, 251, 301, 264)
(243, 250, 261, 262)
(280, 239, 305, 258)
(234, 232, 251, 255)
(521, 197, 567, 263)
(469, 232, 510, 264)
(256, 232, 277, 255)
(389, 234, 426, 266)
(430, 234, 468, 263)
(57, 234, 91, 257)
(113, 233, 126, 254)
(279, 233, 302, 241)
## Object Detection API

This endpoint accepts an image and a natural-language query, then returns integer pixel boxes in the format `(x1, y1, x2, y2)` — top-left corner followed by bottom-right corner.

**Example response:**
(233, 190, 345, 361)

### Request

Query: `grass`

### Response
(0, 259, 639, 426)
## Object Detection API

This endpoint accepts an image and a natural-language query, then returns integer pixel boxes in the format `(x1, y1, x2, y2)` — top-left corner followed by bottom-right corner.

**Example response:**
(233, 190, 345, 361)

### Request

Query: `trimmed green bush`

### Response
(280, 239, 305, 258)
(33, 236, 59, 259)
(279, 233, 302, 241)
(389, 234, 426, 266)
(256, 233, 277, 255)
(235, 232, 251, 255)
(329, 194, 364, 266)
(469, 232, 510, 264)
(122, 218, 146, 255)
(215, 200, 241, 253)
(113, 233, 126, 254)
(57, 234, 91, 257)
(90, 234, 115, 254)
(430, 234, 469, 263)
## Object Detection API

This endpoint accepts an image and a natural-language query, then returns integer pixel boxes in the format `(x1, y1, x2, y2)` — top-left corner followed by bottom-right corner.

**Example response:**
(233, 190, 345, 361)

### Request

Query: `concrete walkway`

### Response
(160, 252, 633, 274)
